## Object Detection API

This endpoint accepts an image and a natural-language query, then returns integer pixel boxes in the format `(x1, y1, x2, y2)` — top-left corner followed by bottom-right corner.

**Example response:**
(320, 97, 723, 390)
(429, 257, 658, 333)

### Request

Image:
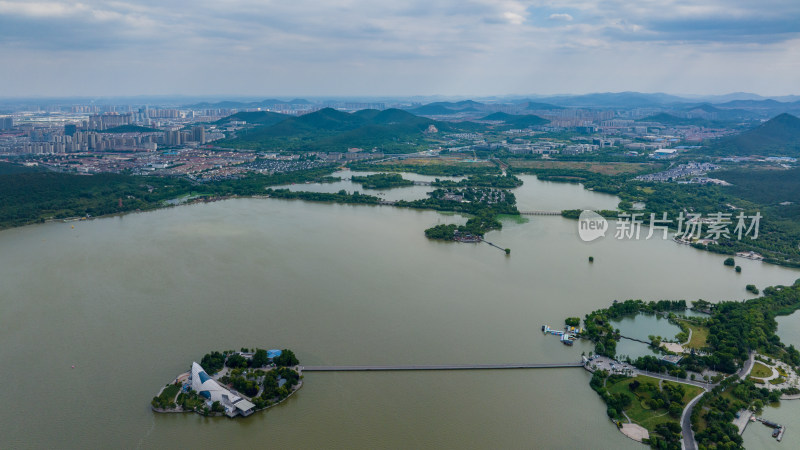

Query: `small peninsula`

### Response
(570, 280, 800, 449)
(151, 348, 301, 418)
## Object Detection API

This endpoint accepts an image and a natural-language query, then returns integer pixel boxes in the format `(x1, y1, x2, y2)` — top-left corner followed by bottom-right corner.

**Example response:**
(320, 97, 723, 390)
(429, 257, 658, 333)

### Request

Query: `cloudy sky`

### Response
(0, 0, 798, 97)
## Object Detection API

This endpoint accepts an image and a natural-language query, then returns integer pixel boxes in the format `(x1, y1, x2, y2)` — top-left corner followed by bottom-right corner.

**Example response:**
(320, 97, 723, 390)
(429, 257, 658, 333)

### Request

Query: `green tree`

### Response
(273, 349, 299, 367)
(724, 257, 735, 266)
(226, 354, 248, 369)
(251, 349, 270, 368)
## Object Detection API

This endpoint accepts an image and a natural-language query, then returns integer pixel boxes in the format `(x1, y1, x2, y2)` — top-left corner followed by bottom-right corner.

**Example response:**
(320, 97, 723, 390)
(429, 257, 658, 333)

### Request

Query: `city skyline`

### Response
(0, 0, 798, 97)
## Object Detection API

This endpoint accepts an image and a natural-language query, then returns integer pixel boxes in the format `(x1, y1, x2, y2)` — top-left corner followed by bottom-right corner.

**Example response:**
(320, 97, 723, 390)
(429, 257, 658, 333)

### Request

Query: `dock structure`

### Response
(301, 362, 584, 372)
(754, 416, 786, 442)
(481, 239, 508, 253)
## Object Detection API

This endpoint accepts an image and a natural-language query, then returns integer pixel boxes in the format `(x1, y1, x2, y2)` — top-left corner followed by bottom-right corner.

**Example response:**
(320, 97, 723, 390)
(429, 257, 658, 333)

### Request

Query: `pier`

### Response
(481, 239, 508, 253)
(301, 362, 584, 372)
(754, 416, 786, 442)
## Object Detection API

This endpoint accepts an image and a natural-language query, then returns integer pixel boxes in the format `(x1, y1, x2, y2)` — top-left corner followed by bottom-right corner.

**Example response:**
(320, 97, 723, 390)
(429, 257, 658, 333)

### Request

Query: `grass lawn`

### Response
(507, 160, 659, 175)
(751, 362, 773, 378)
(606, 375, 703, 432)
(159, 383, 180, 402)
(685, 323, 709, 349)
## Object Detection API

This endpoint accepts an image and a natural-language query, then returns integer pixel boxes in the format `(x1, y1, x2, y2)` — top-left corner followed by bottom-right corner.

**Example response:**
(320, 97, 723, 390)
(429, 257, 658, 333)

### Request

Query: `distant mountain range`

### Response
(532, 92, 690, 108)
(187, 99, 312, 109)
(702, 113, 800, 156)
(396, 93, 800, 120)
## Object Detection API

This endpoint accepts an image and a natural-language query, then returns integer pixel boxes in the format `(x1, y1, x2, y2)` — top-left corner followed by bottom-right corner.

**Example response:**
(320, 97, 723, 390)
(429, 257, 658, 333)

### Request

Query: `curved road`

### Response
(681, 350, 755, 449)
(681, 392, 706, 450)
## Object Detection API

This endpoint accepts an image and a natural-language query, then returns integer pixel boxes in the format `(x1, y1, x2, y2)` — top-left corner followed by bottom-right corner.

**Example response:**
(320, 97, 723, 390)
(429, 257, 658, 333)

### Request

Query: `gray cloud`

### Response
(0, 0, 798, 96)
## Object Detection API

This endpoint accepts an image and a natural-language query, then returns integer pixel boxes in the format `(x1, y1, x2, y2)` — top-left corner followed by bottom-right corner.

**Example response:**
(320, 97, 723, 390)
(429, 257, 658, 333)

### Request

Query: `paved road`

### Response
(301, 362, 584, 372)
(680, 350, 754, 449)
(737, 351, 756, 380)
(681, 391, 706, 450)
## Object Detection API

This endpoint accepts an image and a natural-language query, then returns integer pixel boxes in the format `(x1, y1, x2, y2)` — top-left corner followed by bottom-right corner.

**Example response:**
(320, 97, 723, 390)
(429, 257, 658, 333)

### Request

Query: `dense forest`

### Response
(350, 162, 500, 177)
(431, 173, 523, 188)
(0, 167, 338, 229)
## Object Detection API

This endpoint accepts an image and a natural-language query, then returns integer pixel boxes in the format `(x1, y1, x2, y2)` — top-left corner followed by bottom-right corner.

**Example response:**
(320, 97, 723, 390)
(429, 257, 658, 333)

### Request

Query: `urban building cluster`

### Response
(635, 162, 721, 182)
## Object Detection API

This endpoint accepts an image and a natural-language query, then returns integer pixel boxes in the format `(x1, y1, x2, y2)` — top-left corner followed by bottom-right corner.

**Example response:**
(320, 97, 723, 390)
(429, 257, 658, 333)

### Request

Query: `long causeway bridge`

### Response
(519, 210, 562, 216)
(301, 362, 584, 372)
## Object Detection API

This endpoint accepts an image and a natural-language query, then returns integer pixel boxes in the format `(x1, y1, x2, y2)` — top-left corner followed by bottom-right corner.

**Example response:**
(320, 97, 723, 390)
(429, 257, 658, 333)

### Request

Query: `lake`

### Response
(1, 174, 798, 448)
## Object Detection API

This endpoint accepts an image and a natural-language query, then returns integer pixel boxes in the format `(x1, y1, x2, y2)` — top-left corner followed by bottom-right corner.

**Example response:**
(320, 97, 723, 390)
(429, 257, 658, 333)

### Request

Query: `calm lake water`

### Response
(1, 175, 798, 449)
(612, 314, 682, 361)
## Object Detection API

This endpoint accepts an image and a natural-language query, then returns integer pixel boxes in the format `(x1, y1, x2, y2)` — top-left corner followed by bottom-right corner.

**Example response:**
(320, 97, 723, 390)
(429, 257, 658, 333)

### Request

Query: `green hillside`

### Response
(481, 112, 549, 128)
(0, 162, 45, 175)
(703, 113, 800, 156)
(717, 167, 800, 205)
(407, 104, 460, 115)
(100, 125, 161, 133)
(214, 111, 290, 127)
(636, 113, 720, 127)
(218, 108, 459, 153)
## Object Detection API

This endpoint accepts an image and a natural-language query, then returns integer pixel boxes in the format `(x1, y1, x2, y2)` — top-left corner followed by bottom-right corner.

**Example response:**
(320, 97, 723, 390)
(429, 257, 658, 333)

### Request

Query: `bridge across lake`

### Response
(301, 362, 584, 372)
(519, 211, 562, 216)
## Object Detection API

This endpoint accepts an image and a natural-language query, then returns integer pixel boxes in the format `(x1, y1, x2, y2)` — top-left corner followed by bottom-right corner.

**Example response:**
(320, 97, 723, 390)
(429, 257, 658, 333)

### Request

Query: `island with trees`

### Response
(151, 348, 302, 418)
(350, 173, 414, 189)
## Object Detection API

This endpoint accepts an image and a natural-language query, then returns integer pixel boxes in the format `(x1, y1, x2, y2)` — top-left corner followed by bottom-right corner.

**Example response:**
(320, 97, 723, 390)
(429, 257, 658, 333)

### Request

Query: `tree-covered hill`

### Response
(702, 113, 800, 156)
(218, 108, 475, 153)
(214, 111, 290, 127)
(99, 125, 161, 133)
(481, 112, 549, 127)
(636, 113, 723, 127)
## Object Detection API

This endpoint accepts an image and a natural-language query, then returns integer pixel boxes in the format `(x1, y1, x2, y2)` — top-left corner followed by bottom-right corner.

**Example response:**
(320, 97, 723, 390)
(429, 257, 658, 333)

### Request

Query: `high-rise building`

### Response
(192, 126, 206, 144)
(0, 117, 13, 130)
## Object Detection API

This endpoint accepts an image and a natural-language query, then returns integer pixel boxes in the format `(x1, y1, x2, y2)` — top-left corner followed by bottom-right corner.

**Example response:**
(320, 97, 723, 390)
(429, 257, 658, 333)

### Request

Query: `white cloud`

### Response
(0, 1, 80, 17)
(504, 11, 526, 25)
(549, 13, 574, 22)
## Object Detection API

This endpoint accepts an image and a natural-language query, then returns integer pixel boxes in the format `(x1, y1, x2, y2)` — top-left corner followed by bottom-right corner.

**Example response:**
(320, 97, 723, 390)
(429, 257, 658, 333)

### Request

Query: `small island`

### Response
(350, 173, 414, 189)
(151, 348, 301, 418)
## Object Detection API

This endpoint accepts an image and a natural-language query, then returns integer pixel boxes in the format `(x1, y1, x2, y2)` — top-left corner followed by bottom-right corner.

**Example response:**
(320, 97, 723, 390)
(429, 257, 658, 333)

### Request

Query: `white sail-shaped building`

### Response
(190, 362, 255, 417)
